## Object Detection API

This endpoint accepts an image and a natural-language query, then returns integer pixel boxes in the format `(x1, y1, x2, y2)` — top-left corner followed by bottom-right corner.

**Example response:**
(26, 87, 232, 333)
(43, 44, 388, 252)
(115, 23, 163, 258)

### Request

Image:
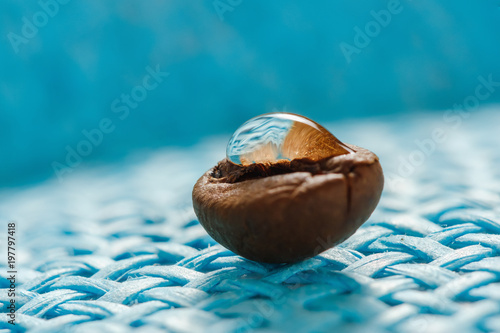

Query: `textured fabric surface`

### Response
(1, 108, 500, 332)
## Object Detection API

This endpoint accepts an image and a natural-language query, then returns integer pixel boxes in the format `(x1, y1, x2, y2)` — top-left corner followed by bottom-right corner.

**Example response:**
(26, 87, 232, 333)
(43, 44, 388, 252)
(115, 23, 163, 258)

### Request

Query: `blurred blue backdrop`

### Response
(1, 1, 500, 187)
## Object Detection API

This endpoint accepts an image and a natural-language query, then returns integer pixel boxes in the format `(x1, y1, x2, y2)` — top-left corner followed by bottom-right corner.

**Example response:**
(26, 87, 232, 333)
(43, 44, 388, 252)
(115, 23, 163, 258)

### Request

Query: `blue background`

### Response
(1, 0, 500, 187)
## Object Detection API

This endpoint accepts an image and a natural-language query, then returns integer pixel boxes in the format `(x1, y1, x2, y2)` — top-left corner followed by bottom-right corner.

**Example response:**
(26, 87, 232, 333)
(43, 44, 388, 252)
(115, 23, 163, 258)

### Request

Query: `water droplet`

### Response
(226, 113, 353, 165)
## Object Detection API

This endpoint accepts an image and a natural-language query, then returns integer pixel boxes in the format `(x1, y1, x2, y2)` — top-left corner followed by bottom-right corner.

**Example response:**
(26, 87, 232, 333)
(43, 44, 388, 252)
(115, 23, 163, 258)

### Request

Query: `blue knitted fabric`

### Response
(1, 108, 500, 332)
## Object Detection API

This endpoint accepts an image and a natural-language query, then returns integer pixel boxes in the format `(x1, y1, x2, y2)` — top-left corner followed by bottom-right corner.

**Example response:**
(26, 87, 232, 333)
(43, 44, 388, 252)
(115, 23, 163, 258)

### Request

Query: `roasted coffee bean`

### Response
(192, 113, 384, 263)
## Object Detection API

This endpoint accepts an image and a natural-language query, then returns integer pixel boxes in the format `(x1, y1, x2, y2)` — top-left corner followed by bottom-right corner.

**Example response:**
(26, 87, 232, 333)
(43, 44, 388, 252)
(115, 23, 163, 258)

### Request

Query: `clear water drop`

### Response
(226, 113, 353, 165)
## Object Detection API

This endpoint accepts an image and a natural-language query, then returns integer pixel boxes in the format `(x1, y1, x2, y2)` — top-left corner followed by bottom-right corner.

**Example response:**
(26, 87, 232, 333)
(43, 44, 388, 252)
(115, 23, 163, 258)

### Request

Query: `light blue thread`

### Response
(390, 289, 459, 315)
(367, 235, 453, 261)
(430, 245, 494, 270)
(48, 276, 120, 297)
(338, 225, 394, 251)
(462, 257, 500, 273)
(427, 223, 484, 245)
(126, 265, 204, 284)
(98, 277, 172, 304)
(138, 286, 209, 307)
(469, 283, 500, 300)
(91, 254, 160, 280)
(438, 209, 500, 233)
(454, 233, 500, 253)
(196, 290, 254, 312)
(386, 264, 459, 289)
(343, 252, 417, 277)
(55, 300, 129, 319)
(107, 301, 170, 327)
(18, 289, 89, 317)
(434, 271, 500, 301)
(364, 276, 420, 301)
(375, 215, 443, 237)
(1, 110, 500, 332)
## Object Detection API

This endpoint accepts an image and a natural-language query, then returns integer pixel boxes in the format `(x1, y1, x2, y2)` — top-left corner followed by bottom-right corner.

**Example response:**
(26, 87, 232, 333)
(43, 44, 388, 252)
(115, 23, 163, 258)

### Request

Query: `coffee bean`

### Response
(192, 114, 384, 263)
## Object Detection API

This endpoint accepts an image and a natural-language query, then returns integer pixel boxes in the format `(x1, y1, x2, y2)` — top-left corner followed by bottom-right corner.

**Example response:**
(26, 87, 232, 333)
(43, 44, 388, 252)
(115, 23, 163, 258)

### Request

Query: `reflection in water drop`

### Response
(226, 113, 353, 165)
